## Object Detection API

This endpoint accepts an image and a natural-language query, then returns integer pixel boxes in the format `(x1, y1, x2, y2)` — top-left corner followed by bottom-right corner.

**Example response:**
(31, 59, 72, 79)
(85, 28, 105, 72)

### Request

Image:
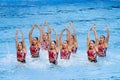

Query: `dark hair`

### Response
(44, 32, 49, 35)
(46, 32, 48, 35)
(34, 37, 38, 41)
(90, 40, 95, 44)
(18, 41, 23, 48)
(19, 41, 23, 44)
(71, 35, 74, 38)
(52, 40, 56, 44)
(101, 35, 105, 40)
(65, 40, 69, 44)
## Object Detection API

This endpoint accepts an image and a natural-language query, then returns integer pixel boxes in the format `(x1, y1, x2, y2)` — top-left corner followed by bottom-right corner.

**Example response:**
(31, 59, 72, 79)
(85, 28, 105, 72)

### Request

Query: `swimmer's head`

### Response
(42, 32, 48, 41)
(99, 35, 105, 44)
(18, 42, 23, 50)
(62, 40, 69, 49)
(89, 40, 95, 49)
(32, 37, 38, 45)
(50, 40, 56, 49)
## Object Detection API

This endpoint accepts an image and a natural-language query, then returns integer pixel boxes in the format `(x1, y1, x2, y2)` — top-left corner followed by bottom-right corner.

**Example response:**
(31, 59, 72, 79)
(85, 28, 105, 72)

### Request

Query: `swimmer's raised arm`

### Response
(66, 28, 71, 45)
(66, 28, 71, 46)
(67, 22, 78, 47)
(92, 24, 99, 45)
(64, 25, 71, 46)
(48, 26, 51, 42)
(41, 20, 48, 36)
(52, 28, 59, 48)
(45, 20, 51, 42)
(15, 29, 18, 50)
(41, 24, 44, 37)
(59, 28, 66, 48)
(71, 23, 77, 39)
(67, 22, 71, 41)
(20, 30, 26, 50)
(43, 20, 49, 33)
(87, 27, 92, 50)
(20, 30, 24, 43)
(35, 25, 42, 43)
(105, 24, 110, 46)
(69, 22, 76, 35)
(43, 20, 51, 42)
(71, 22, 78, 48)
(29, 24, 36, 45)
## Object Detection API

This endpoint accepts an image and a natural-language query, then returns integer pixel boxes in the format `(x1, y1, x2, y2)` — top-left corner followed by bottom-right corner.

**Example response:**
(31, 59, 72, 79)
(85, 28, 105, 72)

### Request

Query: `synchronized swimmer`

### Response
(16, 30, 26, 63)
(87, 24, 110, 62)
(15, 21, 110, 64)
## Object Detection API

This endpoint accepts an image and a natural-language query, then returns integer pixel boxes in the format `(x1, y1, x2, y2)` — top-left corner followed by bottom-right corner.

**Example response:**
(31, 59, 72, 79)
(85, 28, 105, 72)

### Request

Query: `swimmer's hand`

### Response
(34, 24, 38, 28)
(106, 24, 108, 29)
(44, 20, 48, 25)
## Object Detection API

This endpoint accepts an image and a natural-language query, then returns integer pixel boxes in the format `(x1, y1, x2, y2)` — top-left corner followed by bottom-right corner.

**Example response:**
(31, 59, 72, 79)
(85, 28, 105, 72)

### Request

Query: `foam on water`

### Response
(0, 50, 120, 80)
(0, 49, 119, 68)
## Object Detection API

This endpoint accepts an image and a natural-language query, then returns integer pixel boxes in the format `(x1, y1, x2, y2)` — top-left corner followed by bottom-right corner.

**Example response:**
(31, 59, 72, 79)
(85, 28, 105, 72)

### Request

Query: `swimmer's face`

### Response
(62, 40, 68, 48)
(99, 36, 105, 44)
(89, 41, 95, 48)
(18, 42, 23, 50)
(43, 33, 48, 40)
(50, 41, 56, 49)
(32, 38, 38, 45)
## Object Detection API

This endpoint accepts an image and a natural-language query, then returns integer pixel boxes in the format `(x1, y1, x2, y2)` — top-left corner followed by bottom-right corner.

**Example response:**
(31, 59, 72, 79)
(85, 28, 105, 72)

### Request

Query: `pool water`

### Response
(0, 0, 120, 80)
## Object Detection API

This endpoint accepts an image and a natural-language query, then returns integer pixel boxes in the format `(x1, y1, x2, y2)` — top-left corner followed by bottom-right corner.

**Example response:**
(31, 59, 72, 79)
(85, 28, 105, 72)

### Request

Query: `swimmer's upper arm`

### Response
(70, 22, 78, 47)
(59, 29, 64, 48)
(105, 24, 110, 45)
(56, 48, 59, 54)
(36, 25, 42, 43)
(87, 29, 90, 51)
(67, 22, 71, 41)
(29, 25, 35, 45)
(53, 28, 59, 48)
(48, 26, 51, 43)
(40, 26, 43, 42)
(95, 46, 98, 52)
(66, 28, 71, 46)
(68, 46, 71, 53)
(20, 30, 26, 50)
(75, 42, 78, 48)
(71, 22, 77, 43)
(41, 20, 45, 34)
(92, 24, 99, 45)
(15, 30, 18, 51)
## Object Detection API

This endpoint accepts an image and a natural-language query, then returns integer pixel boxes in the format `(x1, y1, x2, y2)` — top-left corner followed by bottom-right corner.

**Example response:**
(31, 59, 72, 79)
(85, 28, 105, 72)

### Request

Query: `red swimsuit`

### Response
(71, 46, 77, 54)
(48, 50, 58, 64)
(30, 46, 40, 57)
(41, 41, 49, 50)
(60, 49, 71, 59)
(17, 50, 26, 62)
(87, 49, 97, 62)
(98, 44, 107, 57)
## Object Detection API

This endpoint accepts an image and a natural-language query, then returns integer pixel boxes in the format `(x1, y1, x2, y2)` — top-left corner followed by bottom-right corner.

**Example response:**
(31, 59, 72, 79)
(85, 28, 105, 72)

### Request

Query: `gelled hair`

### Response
(71, 35, 74, 38)
(100, 35, 105, 40)
(65, 40, 69, 44)
(34, 37, 38, 41)
(52, 40, 56, 45)
(18, 41, 23, 48)
(44, 32, 49, 36)
(90, 40, 95, 44)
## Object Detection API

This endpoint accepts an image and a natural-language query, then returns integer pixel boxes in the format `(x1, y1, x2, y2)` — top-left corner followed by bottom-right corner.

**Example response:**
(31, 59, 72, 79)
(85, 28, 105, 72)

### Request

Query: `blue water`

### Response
(0, 0, 120, 80)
